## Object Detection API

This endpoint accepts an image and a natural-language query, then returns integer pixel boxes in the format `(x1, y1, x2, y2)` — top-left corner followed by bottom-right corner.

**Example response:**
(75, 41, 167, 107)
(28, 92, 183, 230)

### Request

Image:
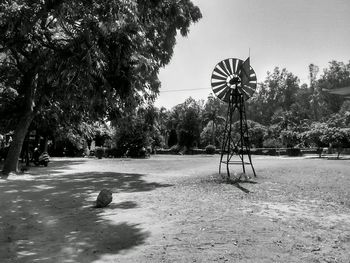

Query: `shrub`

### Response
(168, 129, 178, 148)
(205, 145, 216, 154)
(95, 147, 104, 159)
(127, 146, 148, 158)
(263, 138, 282, 148)
(286, 148, 302, 156)
(115, 117, 150, 158)
(178, 129, 196, 148)
(105, 147, 124, 158)
(169, 144, 181, 154)
(280, 130, 301, 148)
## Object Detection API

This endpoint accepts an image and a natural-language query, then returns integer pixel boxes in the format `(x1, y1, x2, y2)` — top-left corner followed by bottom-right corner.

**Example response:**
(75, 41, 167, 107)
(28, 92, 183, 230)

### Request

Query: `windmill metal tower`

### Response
(210, 57, 257, 180)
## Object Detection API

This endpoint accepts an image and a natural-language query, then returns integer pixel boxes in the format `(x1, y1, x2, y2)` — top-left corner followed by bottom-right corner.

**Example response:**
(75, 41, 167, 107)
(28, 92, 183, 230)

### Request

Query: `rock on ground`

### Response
(96, 189, 113, 208)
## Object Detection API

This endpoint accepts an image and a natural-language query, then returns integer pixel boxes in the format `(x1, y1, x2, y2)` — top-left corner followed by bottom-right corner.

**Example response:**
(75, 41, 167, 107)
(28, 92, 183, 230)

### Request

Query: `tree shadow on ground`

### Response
(1, 159, 87, 177)
(18, 159, 88, 176)
(0, 169, 172, 262)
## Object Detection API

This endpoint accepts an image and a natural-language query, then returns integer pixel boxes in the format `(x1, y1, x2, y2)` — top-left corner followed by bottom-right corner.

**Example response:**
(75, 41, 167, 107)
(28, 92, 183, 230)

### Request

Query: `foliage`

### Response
(246, 120, 267, 148)
(114, 115, 149, 158)
(280, 130, 301, 148)
(320, 127, 349, 148)
(301, 122, 328, 148)
(169, 97, 203, 148)
(113, 105, 167, 157)
(317, 61, 350, 116)
(301, 117, 350, 158)
(168, 129, 178, 148)
(0, 0, 202, 173)
(105, 147, 124, 158)
(123, 58, 350, 155)
(230, 120, 267, 148)
(286, 148, 301, 156)
(169, 144, 181, 154)
(262, 138, 283, 148)
(201, 94, 226, 145)
(339, 101, 350, 115)
(205, 145, 216, 154)
(95, 147, 104, 159)
(247, 67, 300, 125)
(131, 105, 165, 151)
(200, 121, 224, 148)
(178, 129, 195, 148)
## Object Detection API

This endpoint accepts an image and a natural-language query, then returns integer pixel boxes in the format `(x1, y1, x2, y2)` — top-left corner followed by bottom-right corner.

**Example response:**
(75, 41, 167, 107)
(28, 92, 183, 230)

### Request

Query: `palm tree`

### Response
(203, 95, 226, 146)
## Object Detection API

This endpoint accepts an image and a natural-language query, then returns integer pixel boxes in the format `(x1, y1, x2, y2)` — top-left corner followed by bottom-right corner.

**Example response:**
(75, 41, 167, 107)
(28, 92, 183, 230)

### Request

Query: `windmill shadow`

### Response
(222, 173, 258, 193)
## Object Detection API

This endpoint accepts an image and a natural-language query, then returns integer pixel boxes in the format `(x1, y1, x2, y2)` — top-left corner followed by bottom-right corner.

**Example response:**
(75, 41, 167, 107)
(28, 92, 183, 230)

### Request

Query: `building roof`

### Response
(325, 86, 350, 99)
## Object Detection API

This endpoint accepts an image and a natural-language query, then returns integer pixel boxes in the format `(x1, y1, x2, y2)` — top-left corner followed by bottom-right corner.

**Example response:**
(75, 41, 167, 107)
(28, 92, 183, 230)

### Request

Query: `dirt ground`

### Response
(0, 155, 349, 263)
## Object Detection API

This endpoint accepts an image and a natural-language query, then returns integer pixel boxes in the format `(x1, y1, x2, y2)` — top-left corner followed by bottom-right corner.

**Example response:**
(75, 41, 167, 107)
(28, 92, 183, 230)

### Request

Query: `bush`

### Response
(263, 138, 282, 148)
(168, 129, 178, 148)
(126, 146, 149, 158)
(178, 129, 196, 148)
(286, 148, 301, 156)
(169, 144, 181, 154)
(115, 117, 150, 158)
(105, 147, 124, 158)
(95, 147, 104, 159)
(280, 130, 301, 148)
(205, 145, 216, 154)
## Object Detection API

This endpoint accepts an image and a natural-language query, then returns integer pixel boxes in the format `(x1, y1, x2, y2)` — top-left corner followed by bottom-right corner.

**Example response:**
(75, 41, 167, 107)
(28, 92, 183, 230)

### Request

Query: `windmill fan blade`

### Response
(224, 59, 233, 75)
(211, 74, 227, 81)
(223, 90, 231, 102)
(235, 59, 243, 74)
(212, 81, 226, 88)
(218, 61, 231, 77)
(214, 67, 228, 78)
(213, 84, 227, 93)
(243, 85, 256, 95)
(217, 89, 228, 100)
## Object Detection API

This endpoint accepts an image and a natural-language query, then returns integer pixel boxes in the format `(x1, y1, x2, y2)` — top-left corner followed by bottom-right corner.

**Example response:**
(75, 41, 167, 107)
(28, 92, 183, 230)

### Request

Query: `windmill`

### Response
(210, 57, 257, 180)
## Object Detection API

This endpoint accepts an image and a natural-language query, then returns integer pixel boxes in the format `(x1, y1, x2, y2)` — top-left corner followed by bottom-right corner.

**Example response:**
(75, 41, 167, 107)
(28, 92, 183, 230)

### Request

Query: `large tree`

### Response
(317, 60, 350, 118)
(0, 0, 201, 175)
(248, 67, 300, 125)
(202, 94, 226, 146)
(169, 97, 203, 149)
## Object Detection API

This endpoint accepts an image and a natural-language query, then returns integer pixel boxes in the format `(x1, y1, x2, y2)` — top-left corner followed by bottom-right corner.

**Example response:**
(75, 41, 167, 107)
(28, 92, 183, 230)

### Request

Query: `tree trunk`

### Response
(211, 121, 215, 146)
(2, 111, 34, 176)
(43, 136, 49, 152)
(337, 147, 342, 159)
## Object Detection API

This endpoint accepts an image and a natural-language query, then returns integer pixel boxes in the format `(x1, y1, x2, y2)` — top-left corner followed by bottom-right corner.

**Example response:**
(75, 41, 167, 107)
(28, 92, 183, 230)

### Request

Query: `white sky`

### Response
(154, 0, 350, 109)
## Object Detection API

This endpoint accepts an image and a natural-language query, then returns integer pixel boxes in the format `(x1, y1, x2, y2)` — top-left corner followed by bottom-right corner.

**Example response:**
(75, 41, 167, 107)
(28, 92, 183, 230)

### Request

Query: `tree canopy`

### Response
(0, 0, 202, 174)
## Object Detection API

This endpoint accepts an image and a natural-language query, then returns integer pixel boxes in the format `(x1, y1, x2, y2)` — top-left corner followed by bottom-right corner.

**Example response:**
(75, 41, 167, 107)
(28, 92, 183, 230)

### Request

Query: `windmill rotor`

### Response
(211, 58, 257, 102)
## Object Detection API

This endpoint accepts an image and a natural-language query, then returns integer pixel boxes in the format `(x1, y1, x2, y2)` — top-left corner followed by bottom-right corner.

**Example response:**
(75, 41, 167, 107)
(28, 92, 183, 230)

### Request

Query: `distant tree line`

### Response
(2, 60, 350, 163)
(106, 60, 350, 156)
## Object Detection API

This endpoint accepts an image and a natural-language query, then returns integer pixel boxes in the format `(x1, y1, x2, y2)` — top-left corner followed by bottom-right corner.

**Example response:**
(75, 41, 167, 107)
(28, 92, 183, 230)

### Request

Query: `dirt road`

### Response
(0, 155, 349, 262)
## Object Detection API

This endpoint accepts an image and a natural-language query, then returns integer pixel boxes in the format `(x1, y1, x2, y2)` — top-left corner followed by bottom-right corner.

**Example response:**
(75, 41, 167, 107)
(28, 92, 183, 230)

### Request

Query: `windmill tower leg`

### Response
(241, 98, 257, 177)
(219, 92, 234, 178)
(219, 93, 256, 180)
(238, 95, 256, 177)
